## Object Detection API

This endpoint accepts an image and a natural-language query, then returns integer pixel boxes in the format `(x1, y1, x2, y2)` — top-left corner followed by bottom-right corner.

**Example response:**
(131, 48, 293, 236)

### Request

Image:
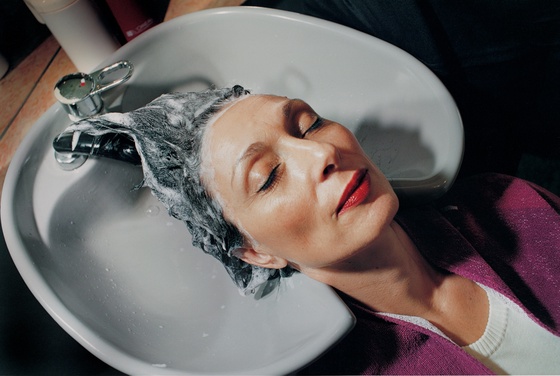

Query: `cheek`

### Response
(238, 195, 318, 254)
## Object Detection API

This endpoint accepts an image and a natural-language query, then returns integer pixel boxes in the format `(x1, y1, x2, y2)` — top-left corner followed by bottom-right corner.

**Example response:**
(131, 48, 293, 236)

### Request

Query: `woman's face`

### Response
(202, 95, 399, 273)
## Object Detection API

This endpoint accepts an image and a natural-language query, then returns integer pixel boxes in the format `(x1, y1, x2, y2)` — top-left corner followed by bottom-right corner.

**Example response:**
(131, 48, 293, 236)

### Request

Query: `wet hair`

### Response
(61, 85, 295, 294)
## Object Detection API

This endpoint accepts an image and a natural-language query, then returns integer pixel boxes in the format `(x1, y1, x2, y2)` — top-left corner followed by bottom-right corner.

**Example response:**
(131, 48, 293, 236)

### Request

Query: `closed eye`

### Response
(258, 164, 281, 193)
(302, 117, 325, 138)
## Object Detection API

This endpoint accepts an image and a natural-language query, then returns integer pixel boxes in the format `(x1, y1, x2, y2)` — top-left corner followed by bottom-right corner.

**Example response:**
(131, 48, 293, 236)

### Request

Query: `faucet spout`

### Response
(53, 131, 141, 169)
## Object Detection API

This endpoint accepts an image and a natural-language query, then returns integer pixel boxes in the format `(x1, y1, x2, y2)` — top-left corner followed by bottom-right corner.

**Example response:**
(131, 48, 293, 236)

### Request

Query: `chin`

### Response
(364, 189, 399, 236)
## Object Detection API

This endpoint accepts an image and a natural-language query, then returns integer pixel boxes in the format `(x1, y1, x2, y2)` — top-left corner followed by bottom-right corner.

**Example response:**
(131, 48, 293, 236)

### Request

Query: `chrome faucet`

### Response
(53, 131, 141, 170)
(52, 61, 137, 170)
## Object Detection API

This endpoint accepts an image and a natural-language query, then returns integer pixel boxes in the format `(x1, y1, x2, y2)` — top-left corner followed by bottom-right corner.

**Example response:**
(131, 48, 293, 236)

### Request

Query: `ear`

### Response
(232, 247, 288, 269)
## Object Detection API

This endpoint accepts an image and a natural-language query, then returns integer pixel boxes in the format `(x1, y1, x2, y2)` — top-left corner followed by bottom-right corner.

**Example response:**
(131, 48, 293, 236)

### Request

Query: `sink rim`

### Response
(1, 106, 158, 373)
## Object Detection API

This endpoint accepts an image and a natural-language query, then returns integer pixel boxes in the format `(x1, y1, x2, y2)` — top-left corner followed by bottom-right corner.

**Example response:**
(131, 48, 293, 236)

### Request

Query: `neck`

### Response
(304, 221, 443, 317)
(301, 220, 489, 346)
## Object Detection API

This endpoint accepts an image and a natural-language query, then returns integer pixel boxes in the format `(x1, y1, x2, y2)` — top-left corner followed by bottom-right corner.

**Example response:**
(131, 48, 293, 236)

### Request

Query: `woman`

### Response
(62, 86, 560, 374)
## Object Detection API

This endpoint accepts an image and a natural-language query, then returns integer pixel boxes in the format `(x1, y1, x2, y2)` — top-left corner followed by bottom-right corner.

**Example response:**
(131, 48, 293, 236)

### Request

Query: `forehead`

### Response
(204, 94, 287, 149)
(208, 94, 318, 138)
(214, 94, 288, 127)
(201, 94, 285, 178)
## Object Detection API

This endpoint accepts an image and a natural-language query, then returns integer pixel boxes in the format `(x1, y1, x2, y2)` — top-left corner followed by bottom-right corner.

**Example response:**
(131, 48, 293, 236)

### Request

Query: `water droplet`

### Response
(146, 205, 160, 217)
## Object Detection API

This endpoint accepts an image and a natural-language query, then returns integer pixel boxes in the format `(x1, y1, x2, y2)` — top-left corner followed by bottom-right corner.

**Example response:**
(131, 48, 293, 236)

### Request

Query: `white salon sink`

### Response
(1, 7, 462, 374)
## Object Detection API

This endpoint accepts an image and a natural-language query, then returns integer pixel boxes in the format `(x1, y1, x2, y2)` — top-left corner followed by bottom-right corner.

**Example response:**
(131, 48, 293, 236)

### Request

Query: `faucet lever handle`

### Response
(54, 60, 134, 121)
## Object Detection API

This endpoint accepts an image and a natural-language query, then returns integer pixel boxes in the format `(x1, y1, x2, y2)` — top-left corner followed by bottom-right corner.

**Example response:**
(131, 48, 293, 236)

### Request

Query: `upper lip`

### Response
(336, 169, 368, 214)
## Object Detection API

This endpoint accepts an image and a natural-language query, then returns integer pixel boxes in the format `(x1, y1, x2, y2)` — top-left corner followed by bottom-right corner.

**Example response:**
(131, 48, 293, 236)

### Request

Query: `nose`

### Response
(283, 137, 339, 182)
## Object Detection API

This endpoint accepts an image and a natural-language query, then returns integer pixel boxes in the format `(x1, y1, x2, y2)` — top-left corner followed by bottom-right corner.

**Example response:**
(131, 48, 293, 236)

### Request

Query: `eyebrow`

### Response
(232, 141, 267, 190)
(230, 99, 303, 191)
(282, 99, 294, 120)
(231, 99, 300, 190)
(236, 142, 267, 170)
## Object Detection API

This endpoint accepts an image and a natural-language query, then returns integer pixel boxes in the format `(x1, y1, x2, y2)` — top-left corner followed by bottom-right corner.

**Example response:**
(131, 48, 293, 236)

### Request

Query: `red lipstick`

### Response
(337, 169, 370, 216)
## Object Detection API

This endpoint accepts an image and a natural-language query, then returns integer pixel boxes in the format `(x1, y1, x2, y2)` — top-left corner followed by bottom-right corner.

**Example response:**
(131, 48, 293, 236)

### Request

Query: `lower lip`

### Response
(339, 172, 371, 216)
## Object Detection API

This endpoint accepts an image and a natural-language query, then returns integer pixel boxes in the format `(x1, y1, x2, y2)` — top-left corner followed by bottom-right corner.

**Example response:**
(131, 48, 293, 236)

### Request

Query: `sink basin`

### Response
(1, 7, 462, 375)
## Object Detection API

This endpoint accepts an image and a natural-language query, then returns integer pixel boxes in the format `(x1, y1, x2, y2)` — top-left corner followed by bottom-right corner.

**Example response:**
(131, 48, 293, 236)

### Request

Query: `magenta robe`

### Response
(300, 174, 560, 374)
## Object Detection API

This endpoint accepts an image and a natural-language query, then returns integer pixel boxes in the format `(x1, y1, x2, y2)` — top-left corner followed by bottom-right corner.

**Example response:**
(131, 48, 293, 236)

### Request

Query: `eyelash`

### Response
(258, 164, 281, 193)
(258, 116, 324, 194)
(302, 117, 324, 138)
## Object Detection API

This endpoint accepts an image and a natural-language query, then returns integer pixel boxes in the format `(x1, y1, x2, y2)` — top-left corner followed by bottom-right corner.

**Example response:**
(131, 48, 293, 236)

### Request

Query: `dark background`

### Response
(1, 0, 558, 374)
